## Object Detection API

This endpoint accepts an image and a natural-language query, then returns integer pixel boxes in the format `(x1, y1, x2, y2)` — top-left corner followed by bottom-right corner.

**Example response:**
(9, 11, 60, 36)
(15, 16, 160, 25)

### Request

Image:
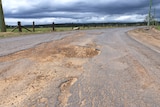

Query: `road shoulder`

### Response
(127, 27, 160, 53)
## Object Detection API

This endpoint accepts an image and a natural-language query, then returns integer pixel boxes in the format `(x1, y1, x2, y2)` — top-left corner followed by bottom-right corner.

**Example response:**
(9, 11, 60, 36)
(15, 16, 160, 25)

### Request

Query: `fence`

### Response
(12, 21, 55, 32)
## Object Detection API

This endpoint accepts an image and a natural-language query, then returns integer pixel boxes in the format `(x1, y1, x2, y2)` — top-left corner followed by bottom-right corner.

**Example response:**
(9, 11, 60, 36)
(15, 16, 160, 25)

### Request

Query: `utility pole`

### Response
(154, 8, 156, 26)
(147, 0, 152, 27)
(0, 0, 6, 32)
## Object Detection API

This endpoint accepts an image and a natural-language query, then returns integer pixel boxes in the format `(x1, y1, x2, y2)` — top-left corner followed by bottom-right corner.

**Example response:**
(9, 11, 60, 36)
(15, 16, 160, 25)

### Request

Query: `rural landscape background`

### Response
(1, 0, 160, 35)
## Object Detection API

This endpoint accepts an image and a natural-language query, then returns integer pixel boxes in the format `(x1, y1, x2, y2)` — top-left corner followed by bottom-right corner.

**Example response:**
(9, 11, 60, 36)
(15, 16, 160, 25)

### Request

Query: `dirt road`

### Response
(0, 27, 160, 107)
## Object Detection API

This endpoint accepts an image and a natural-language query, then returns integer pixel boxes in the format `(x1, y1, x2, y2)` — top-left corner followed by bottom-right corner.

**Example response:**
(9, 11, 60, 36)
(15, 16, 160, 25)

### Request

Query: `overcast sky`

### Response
(2, 0, 160, 25)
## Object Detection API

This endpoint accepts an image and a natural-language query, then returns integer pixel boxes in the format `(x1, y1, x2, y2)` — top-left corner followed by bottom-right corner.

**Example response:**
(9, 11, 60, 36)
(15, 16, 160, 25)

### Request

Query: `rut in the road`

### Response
(58, 77, 78, 107)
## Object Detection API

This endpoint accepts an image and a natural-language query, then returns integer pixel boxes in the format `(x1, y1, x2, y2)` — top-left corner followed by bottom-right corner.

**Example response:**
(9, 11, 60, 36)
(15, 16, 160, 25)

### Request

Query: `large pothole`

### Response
(0, 40, 100, 62)
(0, 33, 101, 107)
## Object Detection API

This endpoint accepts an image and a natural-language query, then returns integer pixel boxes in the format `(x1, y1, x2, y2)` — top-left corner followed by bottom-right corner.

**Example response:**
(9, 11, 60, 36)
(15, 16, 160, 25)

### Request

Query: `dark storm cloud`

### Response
(3, 0, 160, 24)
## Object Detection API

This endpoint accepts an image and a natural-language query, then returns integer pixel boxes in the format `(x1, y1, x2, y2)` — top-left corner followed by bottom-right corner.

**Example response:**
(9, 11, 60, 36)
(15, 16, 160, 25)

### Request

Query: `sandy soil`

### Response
(0, 33, 100, 107)
(0, 27, 160, 107)
(128, 27, 160, 50)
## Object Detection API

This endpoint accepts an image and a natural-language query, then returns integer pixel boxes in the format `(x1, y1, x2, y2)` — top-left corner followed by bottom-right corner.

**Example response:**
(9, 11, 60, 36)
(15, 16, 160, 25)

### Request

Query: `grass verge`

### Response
(0, 27, 72, 38)
(157, 25, 160, 30)
(0, 26, 112, 38)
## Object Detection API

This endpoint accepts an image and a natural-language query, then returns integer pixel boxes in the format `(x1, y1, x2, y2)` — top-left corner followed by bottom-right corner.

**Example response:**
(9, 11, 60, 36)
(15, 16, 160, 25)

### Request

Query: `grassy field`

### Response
(0, 27, 73, 38)
(0, 26, 111, 38)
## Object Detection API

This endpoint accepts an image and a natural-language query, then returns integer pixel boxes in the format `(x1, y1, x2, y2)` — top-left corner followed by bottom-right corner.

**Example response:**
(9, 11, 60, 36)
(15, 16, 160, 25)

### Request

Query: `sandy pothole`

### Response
(0, 34, 100, 107)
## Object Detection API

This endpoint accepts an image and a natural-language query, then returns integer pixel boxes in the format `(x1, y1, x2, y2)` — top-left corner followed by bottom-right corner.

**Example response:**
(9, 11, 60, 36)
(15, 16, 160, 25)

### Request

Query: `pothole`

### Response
(0, 41, 100, 62)
(58, 77, 78, 107)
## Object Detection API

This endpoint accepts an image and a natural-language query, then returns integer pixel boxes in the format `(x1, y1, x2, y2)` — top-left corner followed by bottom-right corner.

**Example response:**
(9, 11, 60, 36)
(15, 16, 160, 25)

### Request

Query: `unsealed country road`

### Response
(0, 27, 160, 107)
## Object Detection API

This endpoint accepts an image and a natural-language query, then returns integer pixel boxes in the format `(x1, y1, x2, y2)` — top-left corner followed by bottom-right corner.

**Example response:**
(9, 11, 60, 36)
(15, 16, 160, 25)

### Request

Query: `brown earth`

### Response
(128, 27, 160, 49)
(127, 28, 160, 89)
(0, 33, 100, 107)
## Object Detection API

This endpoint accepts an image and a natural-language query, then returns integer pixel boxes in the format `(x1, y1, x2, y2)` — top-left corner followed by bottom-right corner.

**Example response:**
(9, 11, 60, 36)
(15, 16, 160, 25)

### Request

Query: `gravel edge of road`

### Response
(126, 31, 160, 54)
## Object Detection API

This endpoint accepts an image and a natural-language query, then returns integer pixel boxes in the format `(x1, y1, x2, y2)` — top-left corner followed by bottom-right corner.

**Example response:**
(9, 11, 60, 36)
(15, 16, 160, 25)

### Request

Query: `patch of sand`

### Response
(0, 33, 100, 107)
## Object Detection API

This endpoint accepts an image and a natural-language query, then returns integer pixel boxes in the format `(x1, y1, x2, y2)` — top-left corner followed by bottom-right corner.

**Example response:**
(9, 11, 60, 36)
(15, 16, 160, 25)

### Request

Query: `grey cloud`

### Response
(3, 0, 160, 23)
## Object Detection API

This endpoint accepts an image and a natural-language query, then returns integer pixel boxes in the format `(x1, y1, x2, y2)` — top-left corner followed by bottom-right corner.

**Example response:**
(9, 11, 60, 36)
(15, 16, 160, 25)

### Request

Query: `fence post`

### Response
(18, 21, 22, 32)
(72, 23, 73, 29)
(33, 21, 35, 32)
(52, 22, 55, 31)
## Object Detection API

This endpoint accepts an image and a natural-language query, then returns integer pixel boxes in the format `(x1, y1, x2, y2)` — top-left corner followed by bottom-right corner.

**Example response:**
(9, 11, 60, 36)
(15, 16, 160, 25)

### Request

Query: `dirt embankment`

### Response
(128, 27, 160, 50)
(0, 33, 100, 107)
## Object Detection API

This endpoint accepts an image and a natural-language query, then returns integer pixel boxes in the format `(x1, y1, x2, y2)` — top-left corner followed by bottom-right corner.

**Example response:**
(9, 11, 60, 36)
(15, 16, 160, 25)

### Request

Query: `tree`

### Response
(144, 15, 155, 25)
(0, 0, 6, 32)
(147, 0, 152, 27)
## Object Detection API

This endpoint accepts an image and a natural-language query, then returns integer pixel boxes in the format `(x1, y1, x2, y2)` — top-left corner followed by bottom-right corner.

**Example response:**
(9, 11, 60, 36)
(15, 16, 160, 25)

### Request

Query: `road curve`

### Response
(0, 27, 160, 107)
(67, 28, 160, 107)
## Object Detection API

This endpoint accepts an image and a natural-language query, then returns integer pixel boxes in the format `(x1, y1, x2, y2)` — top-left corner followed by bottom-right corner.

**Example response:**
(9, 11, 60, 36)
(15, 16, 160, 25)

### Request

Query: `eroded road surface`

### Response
(0, 27, 160, 107)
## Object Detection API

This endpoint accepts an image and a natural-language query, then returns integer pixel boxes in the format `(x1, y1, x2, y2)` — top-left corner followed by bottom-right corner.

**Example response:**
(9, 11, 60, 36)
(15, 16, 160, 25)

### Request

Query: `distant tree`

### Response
(0, 0, 6, 32)
(144, 15, 156, 26)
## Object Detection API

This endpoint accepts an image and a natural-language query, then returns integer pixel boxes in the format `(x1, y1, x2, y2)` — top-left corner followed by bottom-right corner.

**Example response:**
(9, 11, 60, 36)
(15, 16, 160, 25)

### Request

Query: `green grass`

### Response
(0, 28, 50, 38)
(156, 25, 160, 30)
(0, 26, 112, 38)
(0, 27, 69, 38)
